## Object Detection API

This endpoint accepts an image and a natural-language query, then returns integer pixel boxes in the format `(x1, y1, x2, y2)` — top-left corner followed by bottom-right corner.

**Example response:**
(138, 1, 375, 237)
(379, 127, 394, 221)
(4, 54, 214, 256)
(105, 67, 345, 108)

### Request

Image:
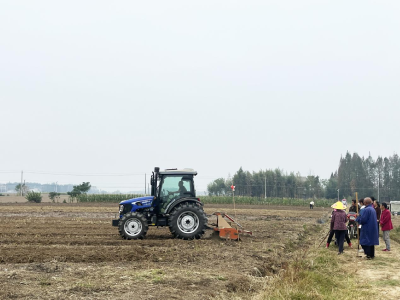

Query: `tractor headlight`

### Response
(119, 205, 124, 213)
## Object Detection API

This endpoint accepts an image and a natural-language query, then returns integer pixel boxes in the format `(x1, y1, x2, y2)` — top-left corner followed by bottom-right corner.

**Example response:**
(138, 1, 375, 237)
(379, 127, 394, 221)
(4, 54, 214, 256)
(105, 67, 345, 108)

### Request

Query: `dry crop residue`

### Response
(0, 202, 325, 299)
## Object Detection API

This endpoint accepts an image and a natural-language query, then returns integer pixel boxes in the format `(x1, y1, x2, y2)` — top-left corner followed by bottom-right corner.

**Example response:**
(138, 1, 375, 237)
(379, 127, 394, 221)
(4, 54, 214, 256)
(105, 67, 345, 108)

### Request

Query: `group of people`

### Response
(328, 197, 394, 259)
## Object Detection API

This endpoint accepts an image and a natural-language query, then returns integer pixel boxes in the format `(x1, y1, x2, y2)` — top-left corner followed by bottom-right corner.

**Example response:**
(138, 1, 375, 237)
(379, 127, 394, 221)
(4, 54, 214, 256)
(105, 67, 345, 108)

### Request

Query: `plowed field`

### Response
(0, 203, 327, 299)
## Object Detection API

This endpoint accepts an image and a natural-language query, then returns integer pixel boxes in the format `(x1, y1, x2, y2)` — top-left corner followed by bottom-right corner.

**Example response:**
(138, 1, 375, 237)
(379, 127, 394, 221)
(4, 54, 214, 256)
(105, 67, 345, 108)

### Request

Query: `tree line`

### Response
(4, 182, 104, 194)
(332, 152, 400, 201)
(207, 168, 323, 199)
(207, 152, 400, 201)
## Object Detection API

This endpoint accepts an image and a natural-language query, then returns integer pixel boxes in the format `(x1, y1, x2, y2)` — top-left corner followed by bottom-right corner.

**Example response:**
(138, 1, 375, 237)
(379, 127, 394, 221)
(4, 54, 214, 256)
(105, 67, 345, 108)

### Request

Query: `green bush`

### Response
(25, 191, 42, 203)
(49, 192, 61, 202)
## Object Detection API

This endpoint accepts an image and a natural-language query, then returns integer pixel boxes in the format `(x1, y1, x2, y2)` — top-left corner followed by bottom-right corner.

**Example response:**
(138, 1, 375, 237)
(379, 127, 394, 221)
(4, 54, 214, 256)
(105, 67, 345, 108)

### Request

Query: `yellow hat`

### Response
(331, 201, 346, 210)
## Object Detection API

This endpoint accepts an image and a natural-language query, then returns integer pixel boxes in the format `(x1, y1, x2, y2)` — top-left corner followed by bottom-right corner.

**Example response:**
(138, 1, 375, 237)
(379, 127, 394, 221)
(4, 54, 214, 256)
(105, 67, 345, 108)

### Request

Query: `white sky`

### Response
(1, 1, 399, 192)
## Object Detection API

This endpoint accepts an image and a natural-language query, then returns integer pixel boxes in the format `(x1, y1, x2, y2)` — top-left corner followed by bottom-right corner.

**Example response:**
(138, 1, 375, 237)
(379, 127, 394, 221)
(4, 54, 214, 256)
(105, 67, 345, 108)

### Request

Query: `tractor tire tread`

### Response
(118, 211, 148, 240)
(168, 202, 207, 240)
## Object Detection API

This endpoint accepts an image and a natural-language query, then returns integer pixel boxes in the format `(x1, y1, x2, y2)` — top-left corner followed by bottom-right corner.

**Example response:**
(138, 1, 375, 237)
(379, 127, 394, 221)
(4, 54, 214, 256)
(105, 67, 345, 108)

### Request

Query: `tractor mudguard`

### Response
(165, 197, 203, 214)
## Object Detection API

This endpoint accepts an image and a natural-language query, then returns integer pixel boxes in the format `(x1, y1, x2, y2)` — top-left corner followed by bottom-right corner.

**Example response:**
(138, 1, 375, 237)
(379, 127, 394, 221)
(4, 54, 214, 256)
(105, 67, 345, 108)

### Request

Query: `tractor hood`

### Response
(120, 196, 154, 206)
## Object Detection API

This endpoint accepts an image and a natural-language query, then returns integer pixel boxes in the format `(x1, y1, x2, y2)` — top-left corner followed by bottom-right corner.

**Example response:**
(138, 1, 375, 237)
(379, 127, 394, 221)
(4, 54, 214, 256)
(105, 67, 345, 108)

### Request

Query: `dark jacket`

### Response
(374, 206, 381, 222)
(349, 205, 358, 213)
(331, 209, 347, 230)
(356, 204, 379, 246)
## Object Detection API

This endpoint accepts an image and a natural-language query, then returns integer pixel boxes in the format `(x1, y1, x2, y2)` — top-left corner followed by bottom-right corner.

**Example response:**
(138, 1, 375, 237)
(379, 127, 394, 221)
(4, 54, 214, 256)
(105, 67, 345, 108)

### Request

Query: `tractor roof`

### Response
(159, 168, 197, 176)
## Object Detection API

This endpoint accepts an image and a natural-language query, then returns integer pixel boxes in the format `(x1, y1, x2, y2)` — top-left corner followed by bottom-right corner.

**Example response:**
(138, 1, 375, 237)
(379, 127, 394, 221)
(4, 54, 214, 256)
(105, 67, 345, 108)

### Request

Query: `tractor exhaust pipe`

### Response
(151, 167, 160, 197)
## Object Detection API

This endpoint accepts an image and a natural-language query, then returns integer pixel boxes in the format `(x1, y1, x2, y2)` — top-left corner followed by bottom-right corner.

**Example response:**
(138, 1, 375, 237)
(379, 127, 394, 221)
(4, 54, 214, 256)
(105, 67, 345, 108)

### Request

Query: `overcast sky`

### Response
(1, 1, 399, 192)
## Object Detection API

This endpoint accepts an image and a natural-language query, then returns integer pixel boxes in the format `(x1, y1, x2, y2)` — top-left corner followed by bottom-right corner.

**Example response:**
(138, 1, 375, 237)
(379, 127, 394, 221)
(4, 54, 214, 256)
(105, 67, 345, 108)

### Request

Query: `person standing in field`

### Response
(356, 197, 379, 259)
(349, 199, 359, 213)
(330, 201, 347, 255)
(358, 199, 365, 228)
(326, 216, 352, 249)
(372, 197, 381, 230)
(310, 200, 314, 209)
(341, 198, 348, 208)
(380, 202, 393, 252)
(359, 198, 365, 211)
(357, 198, 365, 253)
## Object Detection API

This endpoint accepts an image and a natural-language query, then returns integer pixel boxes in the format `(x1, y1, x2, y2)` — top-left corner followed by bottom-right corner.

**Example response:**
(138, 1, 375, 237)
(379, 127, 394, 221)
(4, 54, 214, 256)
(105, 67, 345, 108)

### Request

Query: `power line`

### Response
(0, 171, 228, 179)
(0, 170, 145, 176)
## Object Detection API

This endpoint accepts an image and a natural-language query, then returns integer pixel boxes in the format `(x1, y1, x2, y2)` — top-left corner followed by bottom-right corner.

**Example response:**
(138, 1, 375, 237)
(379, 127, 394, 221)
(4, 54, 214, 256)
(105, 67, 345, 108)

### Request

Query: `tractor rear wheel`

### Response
(169, 202, 207, 240)
(118, 212, 148, 240)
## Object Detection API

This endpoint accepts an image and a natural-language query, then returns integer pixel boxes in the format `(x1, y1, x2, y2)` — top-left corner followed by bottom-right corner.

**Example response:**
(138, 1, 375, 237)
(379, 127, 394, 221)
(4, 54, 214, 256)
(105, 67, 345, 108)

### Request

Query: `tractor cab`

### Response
(151, 168, 197, 213)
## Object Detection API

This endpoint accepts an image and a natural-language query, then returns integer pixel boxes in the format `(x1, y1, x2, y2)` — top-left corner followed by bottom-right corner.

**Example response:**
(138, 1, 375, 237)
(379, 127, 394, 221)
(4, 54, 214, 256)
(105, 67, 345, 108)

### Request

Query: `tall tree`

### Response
(382, 157, 391, 200)
(15, 183, 29, 196)
(337, 152, 352, 197)
(207, 178, 227, 196)
(67, 182, 91, 200)
(325, 172, 338, 199)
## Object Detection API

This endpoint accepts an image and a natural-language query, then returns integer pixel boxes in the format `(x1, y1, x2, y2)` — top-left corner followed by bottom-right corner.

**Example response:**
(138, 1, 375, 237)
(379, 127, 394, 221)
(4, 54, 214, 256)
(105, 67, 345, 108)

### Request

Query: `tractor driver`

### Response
(169, 180, 187, 196)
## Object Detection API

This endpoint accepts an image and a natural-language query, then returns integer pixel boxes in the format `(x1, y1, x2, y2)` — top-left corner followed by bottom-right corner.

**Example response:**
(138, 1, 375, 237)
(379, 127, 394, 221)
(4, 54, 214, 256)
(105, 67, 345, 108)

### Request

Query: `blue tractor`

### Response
(112, 167, 207, 240)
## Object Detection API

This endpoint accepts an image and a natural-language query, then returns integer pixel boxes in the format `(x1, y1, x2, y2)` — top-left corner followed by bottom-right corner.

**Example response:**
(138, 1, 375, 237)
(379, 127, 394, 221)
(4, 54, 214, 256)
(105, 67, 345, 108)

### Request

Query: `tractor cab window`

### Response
(159, 175, 194, 204)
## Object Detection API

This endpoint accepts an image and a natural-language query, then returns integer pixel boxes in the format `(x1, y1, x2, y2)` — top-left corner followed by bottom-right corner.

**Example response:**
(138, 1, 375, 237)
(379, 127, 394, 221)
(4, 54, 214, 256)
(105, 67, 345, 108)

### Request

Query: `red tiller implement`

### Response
(212, 212, 252, 240)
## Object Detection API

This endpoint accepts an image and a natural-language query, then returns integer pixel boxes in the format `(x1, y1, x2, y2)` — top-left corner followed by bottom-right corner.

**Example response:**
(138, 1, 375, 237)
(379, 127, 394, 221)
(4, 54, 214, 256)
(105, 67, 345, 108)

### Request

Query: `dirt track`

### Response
(0, 203, 327, 299)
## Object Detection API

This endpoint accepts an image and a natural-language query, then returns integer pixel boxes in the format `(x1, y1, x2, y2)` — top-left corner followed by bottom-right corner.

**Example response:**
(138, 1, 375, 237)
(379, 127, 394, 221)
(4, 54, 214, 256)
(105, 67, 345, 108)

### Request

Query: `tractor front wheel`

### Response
(169, 202, 207, 240)
(118, 212, 148, 240)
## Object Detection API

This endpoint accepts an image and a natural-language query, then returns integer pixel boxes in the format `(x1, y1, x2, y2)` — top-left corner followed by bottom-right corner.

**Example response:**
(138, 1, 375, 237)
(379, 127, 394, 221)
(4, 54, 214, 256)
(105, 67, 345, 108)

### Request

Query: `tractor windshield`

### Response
(159, 175, 194, 203)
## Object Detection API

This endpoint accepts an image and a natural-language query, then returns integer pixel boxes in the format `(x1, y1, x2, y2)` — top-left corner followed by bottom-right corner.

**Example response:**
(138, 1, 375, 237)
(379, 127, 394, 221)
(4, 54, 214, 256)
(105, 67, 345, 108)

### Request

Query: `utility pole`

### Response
(20, 170, 23, 196)
(145, 173, 146, 196)
(264, 176, 266, 199)
(378, 173, 380, 202)
(337, 189, 339, 202)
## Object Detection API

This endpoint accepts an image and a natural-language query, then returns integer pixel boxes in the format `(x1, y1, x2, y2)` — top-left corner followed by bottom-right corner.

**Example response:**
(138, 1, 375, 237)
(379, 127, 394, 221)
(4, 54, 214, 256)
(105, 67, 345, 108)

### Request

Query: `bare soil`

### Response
(0, 202, 327, 299)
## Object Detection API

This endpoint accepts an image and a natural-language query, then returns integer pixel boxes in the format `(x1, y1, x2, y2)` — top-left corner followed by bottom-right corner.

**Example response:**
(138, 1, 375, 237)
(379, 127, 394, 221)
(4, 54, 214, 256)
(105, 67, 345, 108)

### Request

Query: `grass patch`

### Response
(152, 275, 164, 284)
(257, 249, 375, 299)
(38, 276, 51, 286)
(379, 279, 400, 286)
(150, 269, 164, 275)
(151, 269, 165, 284)
(69, 282, 110, 293)
(390, 225, 400, 243)
(217, 275, 227, 281)
(370, 260, 390, 266)
(132, 269, 165, 283)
